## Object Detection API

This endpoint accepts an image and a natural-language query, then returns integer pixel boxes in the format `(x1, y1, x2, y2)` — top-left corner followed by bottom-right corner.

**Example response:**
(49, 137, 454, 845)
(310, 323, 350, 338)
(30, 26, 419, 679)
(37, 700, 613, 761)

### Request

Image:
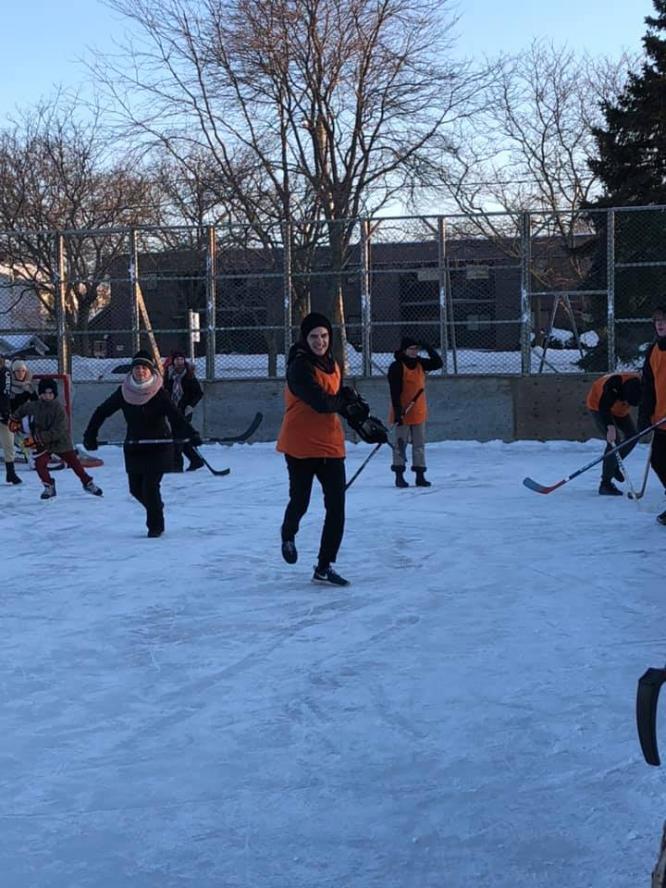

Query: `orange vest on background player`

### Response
(387, 337, 443, 426)
(586, 372, 641, 419)
(639, 313, 666, 434)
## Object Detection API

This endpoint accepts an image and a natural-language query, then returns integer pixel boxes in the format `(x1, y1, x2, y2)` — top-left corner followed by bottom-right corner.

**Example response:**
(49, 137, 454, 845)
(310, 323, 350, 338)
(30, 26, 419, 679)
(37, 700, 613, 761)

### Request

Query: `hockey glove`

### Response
(349, 415, 389, 445)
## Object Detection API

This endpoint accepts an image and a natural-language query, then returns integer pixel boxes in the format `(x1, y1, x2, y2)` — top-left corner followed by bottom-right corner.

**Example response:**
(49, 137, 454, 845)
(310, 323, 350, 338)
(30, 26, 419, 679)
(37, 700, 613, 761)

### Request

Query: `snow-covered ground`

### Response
(2, 438, 665, 887)
(20, 339, 630, 381)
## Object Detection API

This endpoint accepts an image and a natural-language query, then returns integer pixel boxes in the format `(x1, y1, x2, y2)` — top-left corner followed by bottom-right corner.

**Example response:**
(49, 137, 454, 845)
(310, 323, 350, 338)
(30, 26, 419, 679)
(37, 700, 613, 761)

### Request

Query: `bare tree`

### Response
(93, 0, 490, 365)
(0, 98, 161, 355)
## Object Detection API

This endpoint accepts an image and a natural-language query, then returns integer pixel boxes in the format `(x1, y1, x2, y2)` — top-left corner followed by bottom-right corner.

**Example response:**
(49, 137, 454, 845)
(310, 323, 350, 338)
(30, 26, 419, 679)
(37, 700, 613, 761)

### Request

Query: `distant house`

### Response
(0, 332, 50, 358)
(95, 233, 596, 358)
(0, 263, 53, 333)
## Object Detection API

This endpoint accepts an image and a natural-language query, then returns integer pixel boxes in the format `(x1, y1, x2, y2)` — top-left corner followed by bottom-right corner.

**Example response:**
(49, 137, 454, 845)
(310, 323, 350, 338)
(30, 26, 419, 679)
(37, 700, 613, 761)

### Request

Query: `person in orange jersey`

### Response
(276, 312, 369, 586)
(586, 371, 642, 496)
(638, 306, 666, 524)
(387, 337, 442, 488)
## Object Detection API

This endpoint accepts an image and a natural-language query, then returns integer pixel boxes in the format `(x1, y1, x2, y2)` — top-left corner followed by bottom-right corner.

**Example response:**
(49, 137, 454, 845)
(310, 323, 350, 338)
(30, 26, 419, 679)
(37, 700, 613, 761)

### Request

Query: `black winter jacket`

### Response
(84, 386, 197, 474)
(164, 364, 203, 414)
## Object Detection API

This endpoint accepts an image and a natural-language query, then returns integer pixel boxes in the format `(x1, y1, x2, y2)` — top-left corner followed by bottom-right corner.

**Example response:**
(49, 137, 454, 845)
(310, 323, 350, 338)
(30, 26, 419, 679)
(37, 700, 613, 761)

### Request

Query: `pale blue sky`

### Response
(0, 0, 656, 117)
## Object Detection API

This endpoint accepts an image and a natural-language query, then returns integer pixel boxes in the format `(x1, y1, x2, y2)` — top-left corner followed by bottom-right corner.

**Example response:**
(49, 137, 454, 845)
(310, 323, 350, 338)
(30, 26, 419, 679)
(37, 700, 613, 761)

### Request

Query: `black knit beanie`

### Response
(300, 312, 332, 340)
(400, 336, 419, 351)
(38, 377, 58, 397)
(131, 350, 156, 370)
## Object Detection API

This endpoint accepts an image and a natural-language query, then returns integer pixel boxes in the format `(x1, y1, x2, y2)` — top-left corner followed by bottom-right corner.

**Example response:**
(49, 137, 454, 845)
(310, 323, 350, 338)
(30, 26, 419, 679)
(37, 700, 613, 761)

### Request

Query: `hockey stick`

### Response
(192, 447, 230, 477)
(637, 665, 666, 766)
(627, 441, 653, 501)
(216, 411, 263, 445)
(523, 416, 666, 494)
(616, 452, 639, 502)
(97, 413, 263, 447)
(345, 389, 424, 491)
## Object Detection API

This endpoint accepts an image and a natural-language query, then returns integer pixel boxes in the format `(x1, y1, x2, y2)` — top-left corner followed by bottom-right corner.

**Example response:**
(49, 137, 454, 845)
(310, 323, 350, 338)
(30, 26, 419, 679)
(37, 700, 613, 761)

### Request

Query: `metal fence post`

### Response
(606, 208, 616, 372)
(129, 229, 141, 354)
(283, 220, 293, 374)
(205, 225, 217, 380)
(520, 211, 532, 375)
(54, 232, 70, 375)
(437, 216, 449, 375)
(360, 218, 371, 377)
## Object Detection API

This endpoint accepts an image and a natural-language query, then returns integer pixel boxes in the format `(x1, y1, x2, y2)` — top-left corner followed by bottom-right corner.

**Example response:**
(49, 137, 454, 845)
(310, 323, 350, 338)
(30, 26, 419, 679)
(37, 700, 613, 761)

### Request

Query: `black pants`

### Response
(591, 412, 637, 483)
(128, 472, 164, 533)
(281, 456, 345, 568)
(651, 432, 666, 489)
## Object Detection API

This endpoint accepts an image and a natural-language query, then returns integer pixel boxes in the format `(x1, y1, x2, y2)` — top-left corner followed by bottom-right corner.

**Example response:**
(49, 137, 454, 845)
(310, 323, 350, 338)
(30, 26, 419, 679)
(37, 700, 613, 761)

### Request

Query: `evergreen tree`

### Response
(578, 0, 666, 370)
(589, 0, 666, 205)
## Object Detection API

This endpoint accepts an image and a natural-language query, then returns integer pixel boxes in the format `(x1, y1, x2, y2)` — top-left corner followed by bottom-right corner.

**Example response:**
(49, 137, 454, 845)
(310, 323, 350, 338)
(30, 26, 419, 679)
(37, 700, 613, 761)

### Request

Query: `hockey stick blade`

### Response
(522, 476, 565, 494)
(637, 667, 666, 766)
(216, 412, 263, 445)
(523, 416, 666, 495)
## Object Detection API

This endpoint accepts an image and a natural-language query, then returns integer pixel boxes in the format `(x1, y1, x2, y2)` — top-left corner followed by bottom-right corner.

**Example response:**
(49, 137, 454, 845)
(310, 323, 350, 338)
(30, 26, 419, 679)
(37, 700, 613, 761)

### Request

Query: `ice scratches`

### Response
(370, 683, 428, 741)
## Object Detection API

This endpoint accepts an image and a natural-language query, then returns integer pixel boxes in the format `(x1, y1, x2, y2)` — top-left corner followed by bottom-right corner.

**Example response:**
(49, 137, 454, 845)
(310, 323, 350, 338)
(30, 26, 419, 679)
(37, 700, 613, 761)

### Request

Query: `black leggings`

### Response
(281, 456, 345, 568)
(591, 412, 637, 483)
(128, 472, 164, 533)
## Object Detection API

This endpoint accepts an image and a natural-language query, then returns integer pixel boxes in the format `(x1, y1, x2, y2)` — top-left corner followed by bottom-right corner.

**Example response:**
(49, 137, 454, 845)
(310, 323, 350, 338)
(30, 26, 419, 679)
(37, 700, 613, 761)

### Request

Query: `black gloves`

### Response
(83, 432, 98, 451)
(352, 415, 389, 445)
(340, 386, 370, 424)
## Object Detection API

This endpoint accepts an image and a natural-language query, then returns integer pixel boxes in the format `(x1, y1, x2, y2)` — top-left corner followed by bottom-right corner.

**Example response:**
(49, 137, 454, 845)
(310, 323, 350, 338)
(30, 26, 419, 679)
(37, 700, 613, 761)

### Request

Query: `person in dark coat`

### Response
(0, 355, 21, 484)
(163, 350, 204, 472)
(10, 377, 103, 500)
(83, 350, 201, 537)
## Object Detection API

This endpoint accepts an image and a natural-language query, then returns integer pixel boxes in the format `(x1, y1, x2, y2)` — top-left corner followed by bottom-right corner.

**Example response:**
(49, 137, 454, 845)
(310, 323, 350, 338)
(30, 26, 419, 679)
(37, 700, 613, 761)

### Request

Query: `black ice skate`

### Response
(657, 510, 666, 526)
(599, 480, 622, 496)
(83, 480, 103, 497)
(281, 539, 298, 564)
(40, 482, 56, 500)
(312, 565, 350, 586)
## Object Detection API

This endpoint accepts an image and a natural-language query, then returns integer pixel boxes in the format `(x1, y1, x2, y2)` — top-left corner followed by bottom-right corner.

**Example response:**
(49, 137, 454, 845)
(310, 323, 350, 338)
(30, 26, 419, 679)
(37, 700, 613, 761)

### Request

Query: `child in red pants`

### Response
(10, 377, 103, 500)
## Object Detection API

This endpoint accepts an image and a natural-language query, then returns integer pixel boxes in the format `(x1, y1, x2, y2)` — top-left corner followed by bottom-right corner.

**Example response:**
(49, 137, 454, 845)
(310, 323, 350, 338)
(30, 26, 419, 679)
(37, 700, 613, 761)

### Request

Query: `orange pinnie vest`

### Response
(388, 362, 427, 425)
(276, 362, 345, 458)
(586, 372, 640, 418)
(648, 347, 666, 428)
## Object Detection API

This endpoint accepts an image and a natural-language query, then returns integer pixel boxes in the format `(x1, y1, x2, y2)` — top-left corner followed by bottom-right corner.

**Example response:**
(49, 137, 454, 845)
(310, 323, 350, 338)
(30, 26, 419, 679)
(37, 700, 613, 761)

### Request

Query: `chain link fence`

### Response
(0, 207, 663, 380)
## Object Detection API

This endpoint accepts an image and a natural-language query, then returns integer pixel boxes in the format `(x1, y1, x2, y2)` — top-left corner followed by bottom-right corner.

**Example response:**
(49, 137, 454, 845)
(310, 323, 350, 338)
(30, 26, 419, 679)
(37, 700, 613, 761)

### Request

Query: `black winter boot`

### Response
(414, 468, 431, 487)
(5, 462, 22, 485)
(392, 466, 409, 488)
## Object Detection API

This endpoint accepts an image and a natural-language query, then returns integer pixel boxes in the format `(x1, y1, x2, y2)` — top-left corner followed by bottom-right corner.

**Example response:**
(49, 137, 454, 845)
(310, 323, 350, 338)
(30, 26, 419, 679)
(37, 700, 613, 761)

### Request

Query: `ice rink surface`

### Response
(2, 438, 665, 887)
